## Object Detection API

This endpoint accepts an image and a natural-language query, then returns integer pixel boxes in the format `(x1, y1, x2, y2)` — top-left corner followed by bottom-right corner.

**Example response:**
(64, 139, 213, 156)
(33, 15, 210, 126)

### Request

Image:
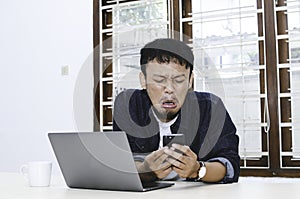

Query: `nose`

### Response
(164, 79, 174, 93)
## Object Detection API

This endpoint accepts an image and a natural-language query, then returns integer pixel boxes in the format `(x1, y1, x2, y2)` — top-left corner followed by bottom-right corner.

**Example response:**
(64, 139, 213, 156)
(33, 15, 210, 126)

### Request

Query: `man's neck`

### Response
(151, 108, 178, 124)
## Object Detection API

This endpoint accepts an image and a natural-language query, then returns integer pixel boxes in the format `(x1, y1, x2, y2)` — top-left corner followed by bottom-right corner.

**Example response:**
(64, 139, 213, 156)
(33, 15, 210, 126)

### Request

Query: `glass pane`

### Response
(287, 0, 300, 158)
(112, 0, 169, 97)
(192, 0, 262, 158)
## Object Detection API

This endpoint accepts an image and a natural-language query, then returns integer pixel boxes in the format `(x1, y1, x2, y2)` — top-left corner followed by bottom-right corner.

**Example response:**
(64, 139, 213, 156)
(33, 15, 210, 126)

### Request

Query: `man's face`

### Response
(140, 59, 194, 122)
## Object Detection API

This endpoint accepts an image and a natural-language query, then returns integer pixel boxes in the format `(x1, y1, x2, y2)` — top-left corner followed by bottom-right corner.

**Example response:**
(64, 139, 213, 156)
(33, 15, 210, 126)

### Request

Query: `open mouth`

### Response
(161, 100, 177, 109)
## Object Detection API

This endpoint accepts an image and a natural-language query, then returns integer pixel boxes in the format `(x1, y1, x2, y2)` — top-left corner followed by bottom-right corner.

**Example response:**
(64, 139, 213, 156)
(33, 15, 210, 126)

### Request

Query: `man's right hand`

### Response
(136, 148, 172, 180)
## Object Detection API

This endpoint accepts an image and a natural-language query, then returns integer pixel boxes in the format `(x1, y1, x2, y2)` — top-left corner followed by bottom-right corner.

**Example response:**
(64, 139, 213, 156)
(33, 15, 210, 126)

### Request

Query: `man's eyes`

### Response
(174, 79, 185, 83)
(153, 78, 164, 83)
(153, 78, 185, 84)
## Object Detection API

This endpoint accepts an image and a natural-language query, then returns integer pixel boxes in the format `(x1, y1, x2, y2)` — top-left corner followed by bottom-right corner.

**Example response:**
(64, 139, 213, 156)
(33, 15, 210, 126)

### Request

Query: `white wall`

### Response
(0, 0, 93, 174)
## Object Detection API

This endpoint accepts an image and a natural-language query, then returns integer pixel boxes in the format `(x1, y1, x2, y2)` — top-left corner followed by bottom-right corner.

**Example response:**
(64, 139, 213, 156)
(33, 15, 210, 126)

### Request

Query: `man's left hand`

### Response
(164, 144, 200, 178)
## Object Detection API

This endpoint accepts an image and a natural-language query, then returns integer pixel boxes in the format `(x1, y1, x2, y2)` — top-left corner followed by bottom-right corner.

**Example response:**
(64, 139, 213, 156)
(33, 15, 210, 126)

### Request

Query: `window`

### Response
(94, 0, 300, 176)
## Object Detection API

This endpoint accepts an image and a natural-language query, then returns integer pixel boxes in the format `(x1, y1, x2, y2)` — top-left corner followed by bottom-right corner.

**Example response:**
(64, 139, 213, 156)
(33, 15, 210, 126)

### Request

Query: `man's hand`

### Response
(137, 148, 172, 180)
(164, 144, 200, 178)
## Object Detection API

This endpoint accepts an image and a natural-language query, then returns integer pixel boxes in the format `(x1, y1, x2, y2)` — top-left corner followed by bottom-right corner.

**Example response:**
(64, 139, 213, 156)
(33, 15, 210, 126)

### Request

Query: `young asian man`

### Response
(113, 38, 240, 183)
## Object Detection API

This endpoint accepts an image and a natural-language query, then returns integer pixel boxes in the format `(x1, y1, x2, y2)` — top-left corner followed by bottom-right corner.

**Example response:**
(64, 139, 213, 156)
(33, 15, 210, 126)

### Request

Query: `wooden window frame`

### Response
(93, 0, 300, 177)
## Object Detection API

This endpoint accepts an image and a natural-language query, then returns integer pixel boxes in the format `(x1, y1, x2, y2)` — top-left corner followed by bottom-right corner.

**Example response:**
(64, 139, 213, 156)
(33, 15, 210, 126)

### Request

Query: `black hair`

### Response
(140, 38, 194, 77)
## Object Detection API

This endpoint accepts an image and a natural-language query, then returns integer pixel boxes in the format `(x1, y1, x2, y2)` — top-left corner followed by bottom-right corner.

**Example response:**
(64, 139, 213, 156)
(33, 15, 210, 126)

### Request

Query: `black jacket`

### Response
(113, 89, 240, 183)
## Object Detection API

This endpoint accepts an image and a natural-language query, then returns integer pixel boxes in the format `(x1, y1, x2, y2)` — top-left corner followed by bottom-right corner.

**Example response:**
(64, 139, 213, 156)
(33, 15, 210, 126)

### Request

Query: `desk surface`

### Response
(1, 172, 298, 199)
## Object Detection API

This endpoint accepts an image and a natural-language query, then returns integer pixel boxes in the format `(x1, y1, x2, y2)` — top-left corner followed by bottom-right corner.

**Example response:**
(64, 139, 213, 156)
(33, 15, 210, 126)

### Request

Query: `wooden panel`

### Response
(259, 69, 265, 94)
(102, 82, 113, 102)
(182, 0, 192, 18)
(173, 0, 180, 39)
(102, 9, 112, 29)
(276, 0, 287, 7)
(101, 0, 138, 6)
(102, 33, 113, 53)
(282, 156, 300, 167)
(276, 11, 288, 35)
(280, 97, 291, 123)
(257, 13, 264, 37)
(183, 22, 192, 43)
(281, 127, 292, 152)
(93, 0, 100, 131)
(279, 68, 290, 93)
(103, 105, 113, 127)
(241, 169, 300, 177)
(278, 39, 289, 64)
(240, 156, 268, 168)
(259, 41, 264, 65)
(264, 0, 280, 172)
(102, 57, 113, 77)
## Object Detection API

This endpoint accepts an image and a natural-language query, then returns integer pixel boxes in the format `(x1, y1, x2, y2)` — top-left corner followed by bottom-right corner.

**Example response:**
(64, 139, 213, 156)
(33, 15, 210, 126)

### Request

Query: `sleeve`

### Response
(207, 157, 235, 183)
(209, 98, 240, 183)
(199, 94, 240, 183)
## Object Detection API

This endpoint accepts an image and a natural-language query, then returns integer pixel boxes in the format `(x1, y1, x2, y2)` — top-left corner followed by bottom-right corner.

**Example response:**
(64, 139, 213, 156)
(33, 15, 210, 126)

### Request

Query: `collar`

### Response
(151, 108, 178, 129)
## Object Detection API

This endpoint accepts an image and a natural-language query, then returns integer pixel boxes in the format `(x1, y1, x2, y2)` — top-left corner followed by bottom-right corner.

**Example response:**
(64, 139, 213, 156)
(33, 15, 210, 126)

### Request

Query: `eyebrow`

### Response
(152, 74, 186, 79)
(152, 74, 167, 78)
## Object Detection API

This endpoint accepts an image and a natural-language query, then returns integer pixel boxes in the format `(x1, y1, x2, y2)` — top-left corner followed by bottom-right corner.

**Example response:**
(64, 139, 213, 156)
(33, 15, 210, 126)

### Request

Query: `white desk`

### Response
(0, 172, 298, 199)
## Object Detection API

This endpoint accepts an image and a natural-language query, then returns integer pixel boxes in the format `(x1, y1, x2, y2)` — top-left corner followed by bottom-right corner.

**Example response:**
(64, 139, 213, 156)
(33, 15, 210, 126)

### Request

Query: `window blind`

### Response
(191, 0, 262, 158)
(286, 0, 300, 158)
(112, 0, 169, 97)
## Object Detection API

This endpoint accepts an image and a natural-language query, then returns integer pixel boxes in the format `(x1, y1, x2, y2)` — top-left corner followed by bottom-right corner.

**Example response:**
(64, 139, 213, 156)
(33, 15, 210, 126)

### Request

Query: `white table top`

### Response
(1, 172, 299, 199)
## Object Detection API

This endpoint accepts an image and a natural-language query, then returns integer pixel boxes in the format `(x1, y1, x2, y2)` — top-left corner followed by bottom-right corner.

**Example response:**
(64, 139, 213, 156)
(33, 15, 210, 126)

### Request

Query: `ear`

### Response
(139, 72, 146, 89)
(188, 72, 194, 89)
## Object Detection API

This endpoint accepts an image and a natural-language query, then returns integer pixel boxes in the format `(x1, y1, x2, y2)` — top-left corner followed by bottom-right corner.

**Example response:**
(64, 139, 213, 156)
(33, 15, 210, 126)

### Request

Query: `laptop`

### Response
(48, 132, 174, 192)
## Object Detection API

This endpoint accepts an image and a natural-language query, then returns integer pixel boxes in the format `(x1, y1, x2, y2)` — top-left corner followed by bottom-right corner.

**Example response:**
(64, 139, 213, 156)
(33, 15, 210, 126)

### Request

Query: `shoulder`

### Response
(115, 89, 148, 102)
(188, 91, 222, 105)
(114, 89, 151, 111)
(113, 89, 155, 128)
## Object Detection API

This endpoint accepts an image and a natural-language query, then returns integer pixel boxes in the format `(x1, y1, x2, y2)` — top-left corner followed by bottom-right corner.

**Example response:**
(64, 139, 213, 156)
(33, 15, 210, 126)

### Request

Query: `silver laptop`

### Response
(48, 132, 174, 192)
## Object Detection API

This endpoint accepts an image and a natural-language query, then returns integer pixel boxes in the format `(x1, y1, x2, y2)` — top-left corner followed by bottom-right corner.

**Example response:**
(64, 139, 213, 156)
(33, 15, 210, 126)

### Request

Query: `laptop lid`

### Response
(48, 132, 174, 192)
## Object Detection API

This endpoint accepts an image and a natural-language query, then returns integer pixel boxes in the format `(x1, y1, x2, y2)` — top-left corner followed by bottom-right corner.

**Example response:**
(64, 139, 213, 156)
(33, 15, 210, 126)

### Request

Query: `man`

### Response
(113, 38, 240, 183)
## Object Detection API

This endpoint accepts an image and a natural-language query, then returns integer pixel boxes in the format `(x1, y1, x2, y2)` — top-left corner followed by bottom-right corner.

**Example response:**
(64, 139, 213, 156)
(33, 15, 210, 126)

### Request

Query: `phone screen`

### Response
(163, 134, 185, 147)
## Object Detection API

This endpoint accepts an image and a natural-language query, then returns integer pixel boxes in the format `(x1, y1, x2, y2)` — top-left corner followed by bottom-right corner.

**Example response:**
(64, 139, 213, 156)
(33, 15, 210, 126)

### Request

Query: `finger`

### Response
(167, 158, 184, 169)
(154, 153, 169, 164)
(152, 154, 170, 171)
(172, 144, 197, 158)
(147, 148, 166, 161)
(172, 166, 183, 173)
(156, 167, 172, 179)
(152, 161, 171, 173)
(152, 155, 171, 169)
(160, 161, 172, 170)
(171, 167, 189, 178)
(164, 148, 183, 160)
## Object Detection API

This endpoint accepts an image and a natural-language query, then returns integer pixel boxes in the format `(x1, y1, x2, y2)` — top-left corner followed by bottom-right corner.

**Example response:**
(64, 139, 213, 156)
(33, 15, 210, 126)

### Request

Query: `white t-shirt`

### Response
(152, 109, 178, 148)
(152, 109, 180, 180)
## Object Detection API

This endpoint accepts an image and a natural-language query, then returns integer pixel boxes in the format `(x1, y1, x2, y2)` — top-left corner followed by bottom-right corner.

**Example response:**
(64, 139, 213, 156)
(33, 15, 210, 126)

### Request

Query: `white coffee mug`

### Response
(20, 161, 52, 187)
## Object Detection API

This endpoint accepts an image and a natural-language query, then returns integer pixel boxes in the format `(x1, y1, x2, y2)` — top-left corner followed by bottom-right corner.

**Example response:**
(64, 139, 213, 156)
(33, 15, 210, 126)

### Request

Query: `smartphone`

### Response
(163, 134, 185, 147)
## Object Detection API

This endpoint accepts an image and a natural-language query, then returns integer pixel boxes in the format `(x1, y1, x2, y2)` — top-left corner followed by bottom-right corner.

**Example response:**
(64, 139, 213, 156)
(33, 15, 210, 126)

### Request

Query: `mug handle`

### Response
(20, 164, 29, 181)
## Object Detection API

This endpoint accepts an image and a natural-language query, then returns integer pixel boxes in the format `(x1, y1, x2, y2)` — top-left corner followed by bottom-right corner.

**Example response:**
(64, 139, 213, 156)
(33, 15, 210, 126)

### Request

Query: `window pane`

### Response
(112, 0, 169, 97)
(287, 0, 300, 158)
(192, 0, 262, 158)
